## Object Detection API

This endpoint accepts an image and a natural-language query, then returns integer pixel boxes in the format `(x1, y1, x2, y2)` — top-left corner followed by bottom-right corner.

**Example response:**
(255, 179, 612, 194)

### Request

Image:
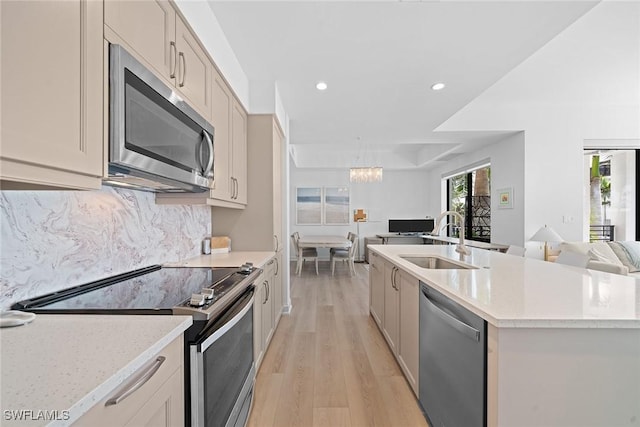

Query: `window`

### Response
(446, 166, 491, 242)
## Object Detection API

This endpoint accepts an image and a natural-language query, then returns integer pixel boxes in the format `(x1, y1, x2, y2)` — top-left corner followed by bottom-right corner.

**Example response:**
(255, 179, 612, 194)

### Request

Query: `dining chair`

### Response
(555, 251, 590, 268)
(331, 233, 358, 276)
(291, 233, 319, 275)
(506, 245, 526, 257)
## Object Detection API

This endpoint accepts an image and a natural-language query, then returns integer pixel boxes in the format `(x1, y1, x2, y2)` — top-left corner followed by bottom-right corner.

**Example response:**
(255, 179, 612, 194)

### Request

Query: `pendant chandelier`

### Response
(350, 138, 383, 183)
(349, 167, 383, 183)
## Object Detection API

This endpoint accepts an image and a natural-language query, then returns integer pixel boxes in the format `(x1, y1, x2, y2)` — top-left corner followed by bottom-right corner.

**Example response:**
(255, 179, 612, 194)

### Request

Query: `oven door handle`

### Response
(198, 287, 254, 352)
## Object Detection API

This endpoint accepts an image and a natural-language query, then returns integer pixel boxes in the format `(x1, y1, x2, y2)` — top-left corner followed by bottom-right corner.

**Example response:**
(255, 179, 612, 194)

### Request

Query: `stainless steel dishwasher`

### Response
(419, 282, 487, 427)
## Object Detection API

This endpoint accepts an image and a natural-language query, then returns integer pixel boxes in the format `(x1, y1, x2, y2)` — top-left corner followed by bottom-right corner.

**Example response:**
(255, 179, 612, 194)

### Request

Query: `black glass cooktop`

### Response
(13, 266, 239, 312)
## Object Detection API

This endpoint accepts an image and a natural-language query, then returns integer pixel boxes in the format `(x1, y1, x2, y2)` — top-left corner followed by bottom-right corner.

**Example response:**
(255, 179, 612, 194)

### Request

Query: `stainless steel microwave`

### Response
(105, 44, 214, 193)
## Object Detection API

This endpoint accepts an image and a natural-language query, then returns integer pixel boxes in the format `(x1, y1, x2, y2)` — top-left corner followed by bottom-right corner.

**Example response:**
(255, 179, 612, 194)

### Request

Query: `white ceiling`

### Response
(208, 1, 598, 170)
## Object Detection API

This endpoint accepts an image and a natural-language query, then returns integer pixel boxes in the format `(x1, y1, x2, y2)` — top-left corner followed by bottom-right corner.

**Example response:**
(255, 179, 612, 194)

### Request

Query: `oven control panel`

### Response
(174, 265, 261, 320)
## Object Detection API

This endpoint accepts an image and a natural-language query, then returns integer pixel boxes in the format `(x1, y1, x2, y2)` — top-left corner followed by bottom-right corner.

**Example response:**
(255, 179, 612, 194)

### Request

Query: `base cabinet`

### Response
(397, 269, 419, 394)
(370, 254, 419, 395)
(369, 251, 384, 327)
(382, 261, 399, 356)
(253, 254, 282, 371)
(75, 336, 184, 427)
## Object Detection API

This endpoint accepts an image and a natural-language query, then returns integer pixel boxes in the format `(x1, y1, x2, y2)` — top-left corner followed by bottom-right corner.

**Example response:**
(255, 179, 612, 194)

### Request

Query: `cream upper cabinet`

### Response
(104, 0, 175, 81)
(212, 115, 285, 252)
(174, 17, 211, 121)
(0, 0, 103, 190)
(231, 99, 248, 205)
(104, 0, 212, 121)
(210, 67, 232, 200)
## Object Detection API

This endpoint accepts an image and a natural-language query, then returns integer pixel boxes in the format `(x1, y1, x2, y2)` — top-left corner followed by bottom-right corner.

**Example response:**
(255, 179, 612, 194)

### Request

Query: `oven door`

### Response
(190, 286, 255, 427)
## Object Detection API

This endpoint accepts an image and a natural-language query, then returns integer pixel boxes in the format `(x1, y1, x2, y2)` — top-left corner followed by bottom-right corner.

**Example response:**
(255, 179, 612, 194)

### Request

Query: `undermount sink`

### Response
(399, 255, 477, 270)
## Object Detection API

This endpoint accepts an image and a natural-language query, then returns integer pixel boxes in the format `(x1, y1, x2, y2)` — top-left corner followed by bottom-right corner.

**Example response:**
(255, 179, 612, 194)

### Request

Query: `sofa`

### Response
(556, 241, 640, 277)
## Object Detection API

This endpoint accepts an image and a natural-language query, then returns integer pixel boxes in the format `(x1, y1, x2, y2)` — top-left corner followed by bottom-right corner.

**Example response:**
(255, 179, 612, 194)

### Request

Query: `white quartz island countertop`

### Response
(370, 244, 640, 328)
(164, 251, 275, 269)
(0, 315, 192, 426)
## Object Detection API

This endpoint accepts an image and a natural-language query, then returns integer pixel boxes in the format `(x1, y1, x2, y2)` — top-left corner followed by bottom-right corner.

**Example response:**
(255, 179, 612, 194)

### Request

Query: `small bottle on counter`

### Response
(201, 237, 211, 255)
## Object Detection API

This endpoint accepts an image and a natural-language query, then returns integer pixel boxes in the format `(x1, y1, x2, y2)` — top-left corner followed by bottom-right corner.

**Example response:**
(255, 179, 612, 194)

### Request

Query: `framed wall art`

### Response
(497, 187, 514, 209)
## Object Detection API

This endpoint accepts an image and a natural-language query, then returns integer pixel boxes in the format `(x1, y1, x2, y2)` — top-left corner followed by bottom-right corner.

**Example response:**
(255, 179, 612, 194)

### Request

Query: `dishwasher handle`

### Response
(421, 287, 480, 342)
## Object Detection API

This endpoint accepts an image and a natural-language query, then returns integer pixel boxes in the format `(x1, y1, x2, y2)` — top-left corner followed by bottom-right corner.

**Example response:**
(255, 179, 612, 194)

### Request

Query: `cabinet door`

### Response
(175, 16, 212, 121)
(104, 0, 175, 82)
(268, 255, 282, 326)
(261, 278, 273, 353)
(272, 124, 284, 251)
(383, 262, 399, 355)
(231, 99, 248, 204)
(210, 67, 232, 199)
(75, 337, 183, 427)
(398, 270, 419, 395)
(1, 0, 103, 189)
(124, 368, 184, 427)
(253, 272, 265, 369)
(369, 252, 384, 328)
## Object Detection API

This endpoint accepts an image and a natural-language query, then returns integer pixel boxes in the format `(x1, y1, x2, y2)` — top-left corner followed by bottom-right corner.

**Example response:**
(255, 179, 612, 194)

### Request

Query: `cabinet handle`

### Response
(169, 42, 177, 79)
(274, 234, 279, 252)
(274, 257, 279, 276)
(234, 178, 239, 199)
(263, 281, 268, 304)
(178, 52, 186, 87)
(105, 356, 166, 406)
(201, 131, 214, 178)
(266, 280, 270, 302)
(392, 267, 399, 291)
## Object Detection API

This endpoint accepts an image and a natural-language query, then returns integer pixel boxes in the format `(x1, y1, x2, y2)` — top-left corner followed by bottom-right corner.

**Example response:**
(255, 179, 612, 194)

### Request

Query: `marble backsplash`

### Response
(0, 187, 210, 310)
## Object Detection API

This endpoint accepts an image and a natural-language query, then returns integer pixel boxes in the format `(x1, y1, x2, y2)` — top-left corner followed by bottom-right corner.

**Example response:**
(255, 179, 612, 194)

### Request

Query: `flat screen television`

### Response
(388, 219, 435, 234)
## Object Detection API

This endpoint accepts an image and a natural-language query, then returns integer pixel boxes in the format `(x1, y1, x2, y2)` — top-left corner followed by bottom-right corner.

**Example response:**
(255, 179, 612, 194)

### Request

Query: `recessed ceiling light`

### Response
(316, 81, 328, 91)
(431, 82, 446, 91)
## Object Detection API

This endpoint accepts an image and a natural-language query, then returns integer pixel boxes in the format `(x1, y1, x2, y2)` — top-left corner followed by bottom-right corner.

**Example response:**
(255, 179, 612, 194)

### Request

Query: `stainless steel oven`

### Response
(190, 286, 255, 427)
(13, 264, 261, 427)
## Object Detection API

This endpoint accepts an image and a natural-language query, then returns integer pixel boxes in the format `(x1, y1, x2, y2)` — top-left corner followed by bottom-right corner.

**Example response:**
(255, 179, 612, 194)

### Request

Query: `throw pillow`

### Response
(608, 241, 640, 273)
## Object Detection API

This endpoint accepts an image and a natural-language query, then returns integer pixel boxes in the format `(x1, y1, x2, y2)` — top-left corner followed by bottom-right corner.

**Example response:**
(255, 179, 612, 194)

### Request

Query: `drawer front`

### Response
(75, 336, 184, 427)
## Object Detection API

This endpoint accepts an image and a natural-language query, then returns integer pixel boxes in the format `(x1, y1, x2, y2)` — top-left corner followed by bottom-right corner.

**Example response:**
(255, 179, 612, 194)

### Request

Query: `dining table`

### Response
(297, 235, 352, 250)
(296, 235, 352, 275)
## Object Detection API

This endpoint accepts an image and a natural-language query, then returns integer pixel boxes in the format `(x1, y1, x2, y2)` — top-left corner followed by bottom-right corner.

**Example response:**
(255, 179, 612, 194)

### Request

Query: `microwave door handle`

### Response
(202, 131, 214, 177)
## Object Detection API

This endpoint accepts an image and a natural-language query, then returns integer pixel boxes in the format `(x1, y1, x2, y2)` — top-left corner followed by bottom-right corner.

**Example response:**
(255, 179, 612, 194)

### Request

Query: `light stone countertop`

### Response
(164, 251, 275, 269)
(370, 244, 640, 329)
(0, 315, 192, 426)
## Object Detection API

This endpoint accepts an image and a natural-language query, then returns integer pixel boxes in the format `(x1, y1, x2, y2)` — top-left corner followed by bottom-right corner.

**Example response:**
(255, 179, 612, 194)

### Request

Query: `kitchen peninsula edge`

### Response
(0, 315, 192, 427)
(369, 244, 640, 427)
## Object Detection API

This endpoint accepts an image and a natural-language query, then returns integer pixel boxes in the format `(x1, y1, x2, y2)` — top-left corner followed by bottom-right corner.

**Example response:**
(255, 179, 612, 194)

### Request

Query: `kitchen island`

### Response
(369, 244, 640, 427)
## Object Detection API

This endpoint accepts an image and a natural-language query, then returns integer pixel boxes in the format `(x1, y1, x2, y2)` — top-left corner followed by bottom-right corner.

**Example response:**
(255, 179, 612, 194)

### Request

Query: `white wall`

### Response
(435, 2, 639, 256)
(425, 132, 526, 246)
(174, 0, 250, 108)
(289, 160, 432, 259)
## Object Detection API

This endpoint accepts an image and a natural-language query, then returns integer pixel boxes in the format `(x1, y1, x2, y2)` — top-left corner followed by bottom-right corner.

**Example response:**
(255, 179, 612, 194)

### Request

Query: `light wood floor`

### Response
(248, 260, 429, 427)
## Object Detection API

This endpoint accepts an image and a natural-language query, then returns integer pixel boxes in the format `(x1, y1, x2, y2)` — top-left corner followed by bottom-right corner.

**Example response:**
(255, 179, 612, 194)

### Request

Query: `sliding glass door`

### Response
(446, 166, 491, 243)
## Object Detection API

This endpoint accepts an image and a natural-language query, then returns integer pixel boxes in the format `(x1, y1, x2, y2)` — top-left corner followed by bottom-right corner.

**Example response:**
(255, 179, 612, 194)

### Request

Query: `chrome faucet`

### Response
(431, 210, 471, 256)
